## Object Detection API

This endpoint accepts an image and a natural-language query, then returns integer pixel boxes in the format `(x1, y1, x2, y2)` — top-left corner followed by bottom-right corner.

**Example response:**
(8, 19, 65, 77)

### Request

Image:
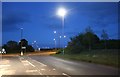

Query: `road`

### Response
(0, 55, 119, 77)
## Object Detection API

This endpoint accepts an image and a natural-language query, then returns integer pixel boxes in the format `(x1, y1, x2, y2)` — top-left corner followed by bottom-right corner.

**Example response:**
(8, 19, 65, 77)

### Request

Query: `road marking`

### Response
(38, 70, 43, 75)
(0, 65, 10, 67)
(19, 56, 43, 75)
(53, 68, 56, 71)
(26, 60, 36, 67)
(62, 73, 71, 77)
(20, 59, 35, 67)
(28, 57, 47, 66)
(41, 68, 45, 71)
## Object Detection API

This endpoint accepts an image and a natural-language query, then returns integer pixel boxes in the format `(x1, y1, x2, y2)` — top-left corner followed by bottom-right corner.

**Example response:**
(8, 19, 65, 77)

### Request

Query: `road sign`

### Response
(22, 47, 26, 49)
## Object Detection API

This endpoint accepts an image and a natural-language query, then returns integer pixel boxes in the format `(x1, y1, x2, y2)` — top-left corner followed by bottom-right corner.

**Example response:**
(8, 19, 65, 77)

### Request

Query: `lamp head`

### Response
(57, 7, 67, 17)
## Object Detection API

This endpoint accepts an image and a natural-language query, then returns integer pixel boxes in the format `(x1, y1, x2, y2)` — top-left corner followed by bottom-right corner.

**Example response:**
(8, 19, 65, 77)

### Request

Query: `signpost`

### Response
(21, 46, 26, 56)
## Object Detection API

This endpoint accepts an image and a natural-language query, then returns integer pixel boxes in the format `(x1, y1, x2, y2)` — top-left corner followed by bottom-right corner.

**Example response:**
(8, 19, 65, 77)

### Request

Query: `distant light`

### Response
(34, 41, 36, 43)
(53, 38, 56, 41)
(38, 48, 40, 51)
(59, 36, 62, 38)
(64, 35, 66, 38)
(21, 28, 23, 29)
(57, 7, 67, 17)
(54, 31, 56, 34)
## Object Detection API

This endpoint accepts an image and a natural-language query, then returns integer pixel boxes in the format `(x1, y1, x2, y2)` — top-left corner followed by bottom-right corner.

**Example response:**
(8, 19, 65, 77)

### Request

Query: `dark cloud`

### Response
(2, 12, 31, 32)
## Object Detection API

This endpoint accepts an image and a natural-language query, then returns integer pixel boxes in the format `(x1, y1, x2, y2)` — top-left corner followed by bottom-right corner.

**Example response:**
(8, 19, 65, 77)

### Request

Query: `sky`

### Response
(2, 2, 119, 48)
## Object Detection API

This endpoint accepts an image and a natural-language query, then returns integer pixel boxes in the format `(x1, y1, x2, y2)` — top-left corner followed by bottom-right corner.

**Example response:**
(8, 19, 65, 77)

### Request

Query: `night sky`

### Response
(2, 2, 119, 48)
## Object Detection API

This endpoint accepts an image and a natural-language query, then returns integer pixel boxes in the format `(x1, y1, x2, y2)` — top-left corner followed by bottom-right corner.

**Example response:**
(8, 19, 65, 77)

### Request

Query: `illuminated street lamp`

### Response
(53, 38, 56, 50)
(33, 41, 38, 51)
(57, 7, 67, 54)
(20, 28, 23, 56)
(59, 36, 62, 38)
(59, 36, 62, 48)
(54, 31, 56, 34)
(53, 31, 57, 50)
(64, 35, 66, 38)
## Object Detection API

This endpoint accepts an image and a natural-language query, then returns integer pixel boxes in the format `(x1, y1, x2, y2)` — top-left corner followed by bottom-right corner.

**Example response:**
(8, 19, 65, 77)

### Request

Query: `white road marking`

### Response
(28, 57, 47, 66)
(38, 70, 43, 75)
(62, 73, 71, 77)
(41, 68, 45, 71)
(53, 68, 56, 71)
(19, 56, 43, 75)
(0, 65, 10, 67)
(26, 60, 36, 67)
(20, 59, 35, 67)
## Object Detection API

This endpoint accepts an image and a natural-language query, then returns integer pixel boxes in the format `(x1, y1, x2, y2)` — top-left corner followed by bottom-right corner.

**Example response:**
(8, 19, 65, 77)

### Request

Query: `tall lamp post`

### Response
(20, 28, 23, 56)
(53, 38, 56, 50)
(53, 31, 57, 50)
(57, 7, 67, 54)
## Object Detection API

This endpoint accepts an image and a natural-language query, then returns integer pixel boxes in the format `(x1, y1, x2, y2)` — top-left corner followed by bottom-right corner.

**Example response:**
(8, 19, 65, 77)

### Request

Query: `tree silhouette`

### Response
(101, 29, 109, 50)
(19, 39, 28, 47)
(67, 27, 100, 53)
(2, 41, 19, 53)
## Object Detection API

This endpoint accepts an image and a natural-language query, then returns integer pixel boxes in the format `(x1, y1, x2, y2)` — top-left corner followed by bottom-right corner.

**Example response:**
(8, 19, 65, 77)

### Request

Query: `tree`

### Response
(19, 39, 34, 53)
(101, 29, 109, 50)
(3, 41, 19, 53)
(7, 41, 18, 49)
(26, 45, 34, 52)
(66, 30, 100, 54)
(84, 26, 99, 50)
(85, 26, 93, 33)
(19, 39, 28, 47)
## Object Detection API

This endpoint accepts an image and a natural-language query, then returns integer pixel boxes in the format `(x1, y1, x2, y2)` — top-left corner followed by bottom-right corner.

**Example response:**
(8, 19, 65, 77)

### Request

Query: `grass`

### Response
(53, 49, 119, 68)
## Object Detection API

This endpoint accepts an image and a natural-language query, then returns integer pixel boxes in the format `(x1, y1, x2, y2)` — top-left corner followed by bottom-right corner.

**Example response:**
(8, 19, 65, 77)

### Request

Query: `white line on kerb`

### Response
(62, 73, 71, 77)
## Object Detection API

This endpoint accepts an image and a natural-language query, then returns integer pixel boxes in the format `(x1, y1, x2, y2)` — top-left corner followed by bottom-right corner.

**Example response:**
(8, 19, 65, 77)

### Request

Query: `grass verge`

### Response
(53, 49, 119, 68)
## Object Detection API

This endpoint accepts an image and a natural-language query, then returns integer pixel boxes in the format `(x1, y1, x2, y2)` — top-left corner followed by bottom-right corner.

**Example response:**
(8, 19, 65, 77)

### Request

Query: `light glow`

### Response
(57, 7, 67, 17)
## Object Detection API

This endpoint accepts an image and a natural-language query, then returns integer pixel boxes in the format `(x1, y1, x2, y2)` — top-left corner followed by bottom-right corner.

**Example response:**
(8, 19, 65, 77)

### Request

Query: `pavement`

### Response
(0, 54, 119, 77)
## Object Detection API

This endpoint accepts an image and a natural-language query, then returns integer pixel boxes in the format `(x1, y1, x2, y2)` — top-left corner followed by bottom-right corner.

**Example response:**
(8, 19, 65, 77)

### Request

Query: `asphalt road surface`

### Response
(0, 55, 119, 77)
(29, 55, 119, 75)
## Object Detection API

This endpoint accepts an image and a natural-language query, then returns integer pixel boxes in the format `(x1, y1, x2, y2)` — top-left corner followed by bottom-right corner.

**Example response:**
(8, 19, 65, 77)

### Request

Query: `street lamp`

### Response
(53, 31, 57, 50)
(53, 38, 56, 50)
(64, 35, 66, 38)
(33, 41, 38, 51)
(54, 31, 56, 34)
(20, 28, 23, 39)
(20, 28, 23, 56)
(57, 7, 67, 54)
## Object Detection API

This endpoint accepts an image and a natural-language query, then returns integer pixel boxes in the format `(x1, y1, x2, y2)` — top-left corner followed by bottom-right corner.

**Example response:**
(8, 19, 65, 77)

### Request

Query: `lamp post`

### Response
(57, 7, 67, 54)
(59, 35, 61, 48)
(53, 31, 57, 50)
(53, 38, 56, 50)
(33, 41, 38, 51)
(20, 28, 23, 56)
